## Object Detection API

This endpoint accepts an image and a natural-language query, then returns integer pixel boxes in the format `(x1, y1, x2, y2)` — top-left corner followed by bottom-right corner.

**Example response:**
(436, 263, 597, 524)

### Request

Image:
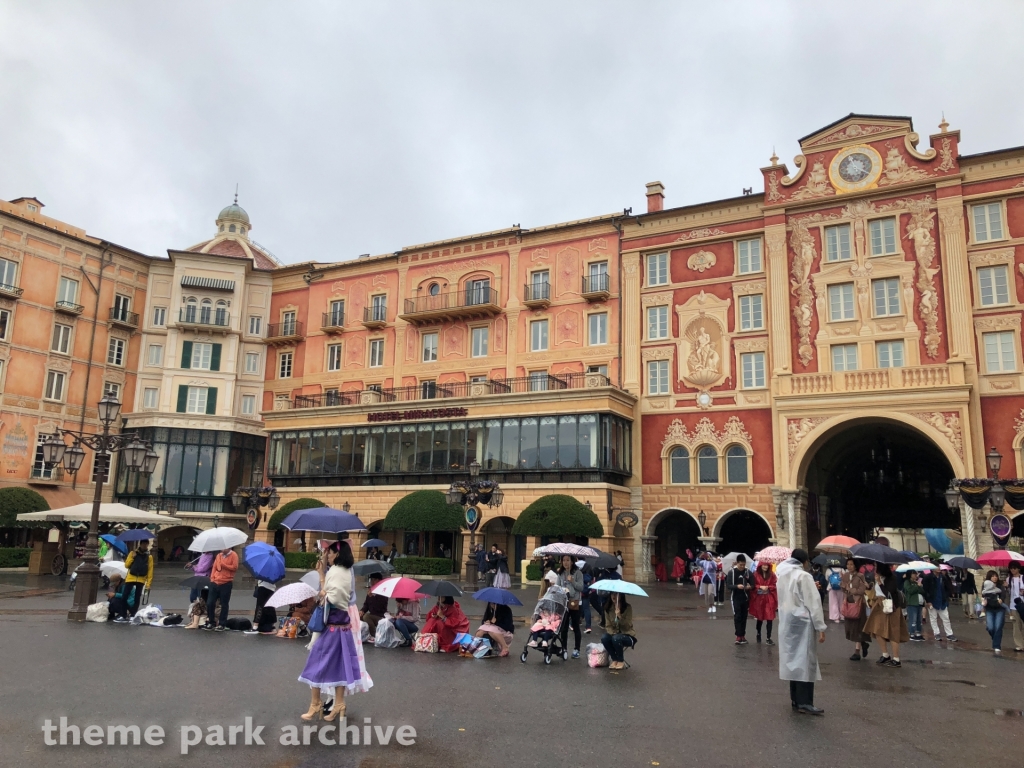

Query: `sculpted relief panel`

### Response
(674, 290, 731, 392)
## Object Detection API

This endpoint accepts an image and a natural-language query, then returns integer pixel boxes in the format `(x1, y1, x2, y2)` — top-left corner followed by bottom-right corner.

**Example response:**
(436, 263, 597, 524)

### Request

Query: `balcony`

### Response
(779, 364, 964, 397)
(0, 283, 23, 299)
(321, 311, 346, 333)
(55, 300, 84, 316)
(399, 287, 501, 324)
(294, 391, 358, 408)
(109, 307, 139, 329)
(362, 306, 387, 329)
(176, 308, 231, 333)
(266, 321, 304, 345)
(523, 281, 551, 309)
(581, 274, 611, 301)
(29, 465, 64, 484)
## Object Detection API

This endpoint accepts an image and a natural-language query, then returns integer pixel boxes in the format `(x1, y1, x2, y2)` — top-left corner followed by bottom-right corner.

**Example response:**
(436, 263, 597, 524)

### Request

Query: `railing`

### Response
(322, 311, 345, 328)
(178, 308, 230, 327)
(109, 307, 139, 326)
(403, 287, 499, 315)
(582, 273, 610, 294)
(363, 306, 387, 324)
(0, 283, 23, 297)
(785, 364, 959, 396)
(267, 321, 303, 338)
(55, 300, 84, 314)
(524, 282, 551, 303)
(290, 371, 614, 409)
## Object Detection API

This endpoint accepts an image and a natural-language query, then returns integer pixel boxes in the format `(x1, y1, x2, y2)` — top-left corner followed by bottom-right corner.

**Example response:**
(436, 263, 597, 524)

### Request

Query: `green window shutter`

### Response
(210, 343, 221, 372)
(181, 341, 193, 369)
(176, 385, 188, 413)
(205, 387, 217, 415)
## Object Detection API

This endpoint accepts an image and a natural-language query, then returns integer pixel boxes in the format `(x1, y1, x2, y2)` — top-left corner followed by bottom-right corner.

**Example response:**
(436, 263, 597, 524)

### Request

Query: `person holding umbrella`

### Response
(749, 560, 778, 645)
(959, 567, 978, 620)
(122, 539, 153, 617)
(359, 573, 389, 637)
(474, 600, 516, 656)
(189, 550, 215, 604)
(1006, 562, 1024, 652)
(205, 547, 239, 632)
(864, 563, 909, 667)
(556, 555, 584, 659)
(600, 592, 636, 670)
(841, 557, 870, 660)
(777, 549, 826, 716)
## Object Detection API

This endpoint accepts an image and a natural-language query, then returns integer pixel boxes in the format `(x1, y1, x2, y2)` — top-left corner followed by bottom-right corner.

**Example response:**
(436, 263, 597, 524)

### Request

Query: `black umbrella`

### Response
(812, 553, 843, 568)
(945, 556, 981, 570)
(849, 543, 911, 565)
(584, 550, 620, 570)
(179, 575, 213, 590)
(352, 559, 395, 577)
(416, 580, 463, 597)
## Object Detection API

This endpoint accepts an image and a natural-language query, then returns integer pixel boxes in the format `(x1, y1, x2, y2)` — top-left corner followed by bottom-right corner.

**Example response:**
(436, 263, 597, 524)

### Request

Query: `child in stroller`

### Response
(521, 585, 569, 664)
(528, 608, 561, 648)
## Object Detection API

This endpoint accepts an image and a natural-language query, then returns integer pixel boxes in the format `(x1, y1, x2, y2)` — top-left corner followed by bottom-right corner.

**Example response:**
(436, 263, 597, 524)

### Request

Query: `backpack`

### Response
(129, 552, 150, 578)
(828, 571, 842, 590)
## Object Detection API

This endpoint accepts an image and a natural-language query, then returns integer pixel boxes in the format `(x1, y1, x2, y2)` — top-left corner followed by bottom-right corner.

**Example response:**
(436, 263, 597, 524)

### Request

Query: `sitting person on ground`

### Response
(394, 597, 421, 647)
(600, 592, 637, 670)
(253, 580, 278, 634)
(359, 573, 389, 637)
(420, 595, 470, 652)
(528, 607, 561, 648)
(106, 574, 134, 622)
(475, 601, 515, 657)
(185, 588, 208, 629)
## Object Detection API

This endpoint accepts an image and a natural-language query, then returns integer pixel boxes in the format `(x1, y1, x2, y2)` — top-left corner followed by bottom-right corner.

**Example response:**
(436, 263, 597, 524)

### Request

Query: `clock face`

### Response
(838, 152, 873, 183)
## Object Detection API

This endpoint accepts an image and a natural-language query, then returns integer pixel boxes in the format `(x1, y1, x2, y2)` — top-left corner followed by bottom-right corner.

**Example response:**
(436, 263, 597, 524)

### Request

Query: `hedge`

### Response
(0, 487, 49, 528)
(383, 490, 465, 532)
(525, 562, 542, 581)
(393, 556, 454, 575)
(0, 548, 31, 568)
(268, 498, 326, 531)
(283, 552, 320, 570)
(511, 494, 604, 538)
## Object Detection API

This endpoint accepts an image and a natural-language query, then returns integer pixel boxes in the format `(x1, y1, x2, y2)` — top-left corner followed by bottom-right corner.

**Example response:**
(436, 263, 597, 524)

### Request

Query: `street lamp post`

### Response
(446, 459, 503, 584)
(41, 394, 156, 621)
(231, 464, 281, 541)
(946, 446, 1005, 559)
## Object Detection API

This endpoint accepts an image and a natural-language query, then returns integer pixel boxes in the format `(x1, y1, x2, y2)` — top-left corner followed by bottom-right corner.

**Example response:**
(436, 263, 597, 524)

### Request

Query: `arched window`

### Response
(726, 445, 748, 484)
(428, 282, 440, 296)
(240, 227, 246, 235)
(215, 300, 228, 326)
(697, 445, 718, 484)
(229, 224, 236, 233)
(670, 447, 690, 484)
(185, 297, 197, 323)
(200, 298, 212, 324)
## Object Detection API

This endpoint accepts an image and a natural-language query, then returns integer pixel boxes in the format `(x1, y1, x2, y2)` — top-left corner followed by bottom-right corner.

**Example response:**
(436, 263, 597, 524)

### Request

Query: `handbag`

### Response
(568, 599, 580, 611)
(414, 632, 439, 653)
(882, 598, 894, 614)
(308, 599, 331, 634)
(840, 597, 862, 620)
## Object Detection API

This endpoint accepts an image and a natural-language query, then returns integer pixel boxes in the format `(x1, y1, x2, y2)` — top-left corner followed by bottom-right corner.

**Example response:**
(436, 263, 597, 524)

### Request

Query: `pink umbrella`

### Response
(754, 545, 793, 564)
(265, 581, 318, 609)
(532, 543, 599, 558)
(976, 550, 1024, 568)
(371, 576, 423, 600)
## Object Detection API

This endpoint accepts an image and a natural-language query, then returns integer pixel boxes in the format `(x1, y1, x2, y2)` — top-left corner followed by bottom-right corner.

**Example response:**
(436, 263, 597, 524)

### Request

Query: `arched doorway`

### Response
(155, 526, 200, 562)
(717, 510, 772, 557)
(803, 419, 957, 545)
(481, 515, 520, 574)
(649, 509, 701, 567)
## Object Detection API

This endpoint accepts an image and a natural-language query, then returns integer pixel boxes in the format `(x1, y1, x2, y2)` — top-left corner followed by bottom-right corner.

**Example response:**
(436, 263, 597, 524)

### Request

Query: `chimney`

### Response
(645, 182, 664, 213)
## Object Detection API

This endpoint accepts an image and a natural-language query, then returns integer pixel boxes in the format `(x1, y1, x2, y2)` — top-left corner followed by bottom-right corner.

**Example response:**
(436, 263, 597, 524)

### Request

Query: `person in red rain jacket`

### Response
(749, 560, 779, 645)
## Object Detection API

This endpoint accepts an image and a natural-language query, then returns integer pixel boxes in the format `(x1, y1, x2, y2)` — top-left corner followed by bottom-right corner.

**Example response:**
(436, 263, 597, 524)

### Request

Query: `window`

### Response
(143, 387, 158, 409)
(113, 293, 131, 322)
(647, 306, 668, 339)
(737, 239, 762, 274)
(184, 299, 197, 323)
(152, 306, 166, 327)
(738, 294, 764, 331)
(531, 319, 548, 352)
(587, 364, 608, 377)
(421, 332, 438, 362)
(327, 343, 342, 371)
(670, 447, 690, 484)
(588, 313, 608, 345)
(978, 265, 1010, 307)
(107, 337, 125, 366)
(983, 331, 1016, 373)
(147, 344, 163, 366)
(726, 446, 748, 483)
(428, 283, 440, 296)
(279, 351, 293, 378)
(420, 380, 438, 399)
(825, 224, 852, 262)
(466, 279, 491, 305)
(647, 252, 668, 286)
(471, 326, 488, 358)
(370, 295, 387, 322)
(245, 352, 261, 374)
(872, 278, 901, 317)
(877, 341, 904, 368)
(214, 300, 228, 326)
(281, 311, 296, 336)
(972, 202, 1004, 242)
(176, 384, 216, 415)
(44, 370, 65, 401)
(104, 382, 121, 400)
(329, 300, 344, 326)
(740, 351, 766, 388)
(369, 339, 384, 368)
(200, 299, 212, 324)
(0, 309, 8, 340)
(530, 270, 550, 300)
(697, 446, 718, 484)
(191, 342, 213, 370)
(187, 386, 209, 414)
(241, 394, 256, 416)
(58, 277, 78, 304)
(51, 323, 72, 354)
(528, 371, 549, 392)
(588, 261, 609, 292)
(828, 283, 855, 322)
(248, 316, 262, 336)
(831, 344, 858, 371)
(648, 359, 670, 395)
(0, 257, 18, 288)
(869, 218, 898, 256)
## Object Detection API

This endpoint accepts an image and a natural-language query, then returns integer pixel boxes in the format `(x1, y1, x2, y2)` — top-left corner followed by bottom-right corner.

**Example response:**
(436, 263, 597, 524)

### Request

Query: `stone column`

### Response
(699, 536, 722, 552)
(936, 193, 974, 361)
(959, 500, 977, 560)
(818, 495, 830, 537)
(621, 252, 641, 393)
(639, 535, 656, 584)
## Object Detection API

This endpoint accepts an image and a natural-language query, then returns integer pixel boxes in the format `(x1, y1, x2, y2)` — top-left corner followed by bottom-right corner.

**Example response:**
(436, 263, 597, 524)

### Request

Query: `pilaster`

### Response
(621, 252, 641, 393)
(765, 224, 791, 375)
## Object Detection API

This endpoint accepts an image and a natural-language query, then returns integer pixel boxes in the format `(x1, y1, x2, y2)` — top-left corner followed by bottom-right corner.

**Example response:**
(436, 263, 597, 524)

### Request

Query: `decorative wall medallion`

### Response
(906, 199, 942, 357)
(674, 228, 726, 243)
(786, 416, 830, 459)
(695, 390, 713, 410)
(790, 159, 836, 200)
(909, 411, 963, 459)
(372, 275, 387, 286)
(444, 325, 465, 357)
(789, 220, 816, 365)
(686, 250, 716, 273)
(877, 142, 932, 186)
(828, 145, 882, 194)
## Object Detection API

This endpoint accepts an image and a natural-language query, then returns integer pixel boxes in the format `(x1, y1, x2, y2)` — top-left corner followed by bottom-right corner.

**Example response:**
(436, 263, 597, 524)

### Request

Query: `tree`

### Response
(267, 497, 325, 531)
(0, 487, 49, 528)
(382, 490, 466, 532)
(512, 494, 604, 538)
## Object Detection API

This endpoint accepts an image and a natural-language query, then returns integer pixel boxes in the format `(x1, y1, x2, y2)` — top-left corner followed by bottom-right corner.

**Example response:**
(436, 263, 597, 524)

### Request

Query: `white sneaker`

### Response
(994, 648, 1001, 654)
(712, 606, 717, 614)
(707, 607, 712, 614)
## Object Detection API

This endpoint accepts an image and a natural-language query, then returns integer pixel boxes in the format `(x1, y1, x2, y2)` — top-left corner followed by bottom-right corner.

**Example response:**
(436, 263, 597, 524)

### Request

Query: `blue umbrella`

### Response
(243, 542, 286, 583)
(280, 507, 366, 534)
(99, 534, 128, 555)
(472, 587, 523, 606)
(898, 550, 919, 560)
(361, 538, 389, 548)
(117, 529, 155, 542)
(589, 579, 649, 597)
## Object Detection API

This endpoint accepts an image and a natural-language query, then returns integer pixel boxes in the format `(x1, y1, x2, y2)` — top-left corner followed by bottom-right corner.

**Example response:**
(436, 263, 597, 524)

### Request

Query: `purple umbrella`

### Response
(279, 507, 366, 534)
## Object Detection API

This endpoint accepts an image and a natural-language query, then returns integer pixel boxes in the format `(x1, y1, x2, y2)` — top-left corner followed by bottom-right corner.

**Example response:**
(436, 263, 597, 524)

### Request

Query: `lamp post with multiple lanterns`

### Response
(945, 446, 1005, 559)
(446, 460, 503, 584)
(231, 464, 280, 540)
(40, 394, 158, 622)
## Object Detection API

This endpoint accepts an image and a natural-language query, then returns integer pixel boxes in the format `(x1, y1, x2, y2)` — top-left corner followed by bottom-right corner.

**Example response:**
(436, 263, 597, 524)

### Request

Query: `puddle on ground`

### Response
(843, 679, 913, 694)
(907, 659, 953, 665)
(933, 679, 985, 687)
(993, 709, 1023, 717)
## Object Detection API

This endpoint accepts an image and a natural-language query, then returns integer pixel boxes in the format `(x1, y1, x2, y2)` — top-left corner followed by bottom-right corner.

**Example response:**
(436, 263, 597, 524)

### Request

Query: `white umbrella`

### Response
(100, 561, 128, 579)
(300, 571, 322, 590)
(896, 560, 940, 573)
(190, 528, 248, 553)
(265, 581, 318, 609)
(720, 552, 750, 571)
(532, 543, 599, 558)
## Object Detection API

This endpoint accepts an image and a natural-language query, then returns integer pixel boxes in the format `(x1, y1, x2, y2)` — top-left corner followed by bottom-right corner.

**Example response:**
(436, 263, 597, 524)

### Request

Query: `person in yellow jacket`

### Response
(121, 540, 154, 619)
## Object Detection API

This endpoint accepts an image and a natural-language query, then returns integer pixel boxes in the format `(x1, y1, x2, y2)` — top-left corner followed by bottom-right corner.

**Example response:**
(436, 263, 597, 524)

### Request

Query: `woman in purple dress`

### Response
(298, 540, 373, 721)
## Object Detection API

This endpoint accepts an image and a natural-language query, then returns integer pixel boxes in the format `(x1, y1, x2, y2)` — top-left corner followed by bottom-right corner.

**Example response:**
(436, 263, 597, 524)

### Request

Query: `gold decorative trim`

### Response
(828, 144, 883, 194)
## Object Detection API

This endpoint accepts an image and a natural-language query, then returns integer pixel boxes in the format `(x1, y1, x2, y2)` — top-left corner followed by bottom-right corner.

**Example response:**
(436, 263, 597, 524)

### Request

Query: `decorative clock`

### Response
(828, 145, 883, 193)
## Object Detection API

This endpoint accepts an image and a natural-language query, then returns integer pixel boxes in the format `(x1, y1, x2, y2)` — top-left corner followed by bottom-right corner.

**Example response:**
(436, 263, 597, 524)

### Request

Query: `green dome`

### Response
(217, 203, 250, 225)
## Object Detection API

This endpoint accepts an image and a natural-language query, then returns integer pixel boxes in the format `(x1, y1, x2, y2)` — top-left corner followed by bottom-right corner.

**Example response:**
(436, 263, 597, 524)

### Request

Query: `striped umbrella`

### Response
(532, 543, 599, 558)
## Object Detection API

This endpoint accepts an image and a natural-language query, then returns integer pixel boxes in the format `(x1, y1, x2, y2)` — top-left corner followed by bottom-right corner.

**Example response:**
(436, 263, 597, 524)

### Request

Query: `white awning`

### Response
(17, 502, 185, 527)
(181, 275, 236, 292)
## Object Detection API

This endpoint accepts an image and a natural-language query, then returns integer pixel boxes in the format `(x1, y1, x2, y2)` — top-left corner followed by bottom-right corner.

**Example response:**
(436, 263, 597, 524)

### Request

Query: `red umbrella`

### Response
(976, 550, 1024, 568)
(815, 535, 860, 554)
(370, 576, 423, 600)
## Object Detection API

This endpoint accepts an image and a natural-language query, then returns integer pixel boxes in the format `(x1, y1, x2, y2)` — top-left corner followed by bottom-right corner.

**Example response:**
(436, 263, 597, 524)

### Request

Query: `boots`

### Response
(324, 689, 345, 722)
(301, 688, 322, 721)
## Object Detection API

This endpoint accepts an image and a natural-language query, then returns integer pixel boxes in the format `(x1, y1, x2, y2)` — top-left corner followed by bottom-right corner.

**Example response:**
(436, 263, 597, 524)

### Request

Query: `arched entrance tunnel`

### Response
(803, 420, 958, 545)
(718, 510, 773, 557)
(651, 510, 701, 566)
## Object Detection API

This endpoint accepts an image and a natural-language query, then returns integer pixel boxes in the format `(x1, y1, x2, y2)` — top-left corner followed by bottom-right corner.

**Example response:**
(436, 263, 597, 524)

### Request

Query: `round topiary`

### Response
(511, 494, 604, 538)
(382, 490, 466, 532)
(267, 497, 325, 531)
(0, 487, 50, 528)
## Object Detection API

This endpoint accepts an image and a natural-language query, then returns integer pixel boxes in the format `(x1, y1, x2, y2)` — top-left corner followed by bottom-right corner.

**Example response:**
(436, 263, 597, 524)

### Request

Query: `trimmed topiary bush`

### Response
(0, 548, 31, 568)
(283, 552, 319, 570)
(382, 490, 465, 532)
(0, 487, 49, 528)
(512, 494, 604, 538)
(393, 556, 454, 575)
(525, 562, 542, 581)
(267, 498, 326, 531)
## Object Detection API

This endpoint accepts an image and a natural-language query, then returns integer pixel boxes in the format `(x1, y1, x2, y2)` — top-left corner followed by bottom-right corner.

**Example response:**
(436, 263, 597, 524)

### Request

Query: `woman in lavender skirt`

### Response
(298, 540, 373, 721)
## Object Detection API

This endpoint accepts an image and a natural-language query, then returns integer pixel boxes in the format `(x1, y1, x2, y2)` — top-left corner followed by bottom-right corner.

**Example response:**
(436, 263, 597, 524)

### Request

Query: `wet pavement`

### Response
(0, 567, 1021, 768)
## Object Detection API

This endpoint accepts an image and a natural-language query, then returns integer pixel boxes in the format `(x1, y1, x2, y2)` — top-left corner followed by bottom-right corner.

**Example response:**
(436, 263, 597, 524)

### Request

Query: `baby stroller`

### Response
(521, 585, 569, 665)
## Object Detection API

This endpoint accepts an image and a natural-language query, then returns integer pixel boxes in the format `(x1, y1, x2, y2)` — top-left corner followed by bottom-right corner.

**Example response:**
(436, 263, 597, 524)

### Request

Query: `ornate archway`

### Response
(714, 509, 773, 557)
(646, 508, 701, 580)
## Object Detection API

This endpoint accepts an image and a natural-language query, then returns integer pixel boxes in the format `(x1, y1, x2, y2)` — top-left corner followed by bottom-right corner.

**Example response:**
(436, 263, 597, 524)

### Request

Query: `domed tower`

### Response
(186, 194, 280, 269)
(215, 196, 251, 238)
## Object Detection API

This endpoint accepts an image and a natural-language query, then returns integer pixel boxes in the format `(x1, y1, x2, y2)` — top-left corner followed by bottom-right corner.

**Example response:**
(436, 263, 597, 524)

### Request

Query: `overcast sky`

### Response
(1, 2, 1022, 264)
